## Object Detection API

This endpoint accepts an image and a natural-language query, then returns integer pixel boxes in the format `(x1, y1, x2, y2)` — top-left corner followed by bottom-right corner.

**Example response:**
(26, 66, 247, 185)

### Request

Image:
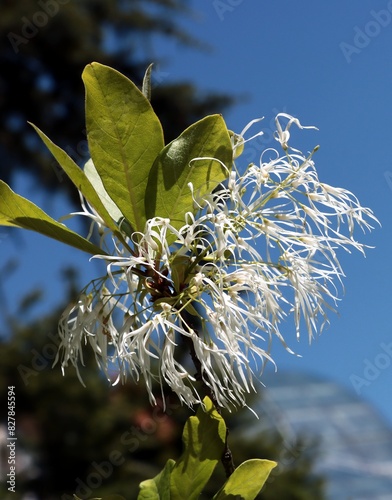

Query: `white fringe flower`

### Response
(55, 114, 378, 410)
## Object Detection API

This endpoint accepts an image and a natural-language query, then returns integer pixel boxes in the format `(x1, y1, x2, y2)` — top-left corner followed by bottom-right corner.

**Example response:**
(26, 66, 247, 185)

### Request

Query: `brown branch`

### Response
(185, 330, 235, 477)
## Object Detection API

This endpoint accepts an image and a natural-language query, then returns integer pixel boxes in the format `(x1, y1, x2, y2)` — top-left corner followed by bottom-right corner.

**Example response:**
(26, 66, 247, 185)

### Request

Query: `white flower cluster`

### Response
(55, 114, 377, 410)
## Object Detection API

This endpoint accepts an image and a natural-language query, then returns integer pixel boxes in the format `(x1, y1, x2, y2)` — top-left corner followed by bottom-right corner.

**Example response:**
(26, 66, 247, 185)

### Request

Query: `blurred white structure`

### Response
(253, 371, 392, 500)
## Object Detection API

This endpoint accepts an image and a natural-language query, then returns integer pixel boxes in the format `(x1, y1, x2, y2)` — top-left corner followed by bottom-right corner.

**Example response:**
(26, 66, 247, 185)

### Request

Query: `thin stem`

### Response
(221, 428, 236, 478)
(181, 311, 235, 477)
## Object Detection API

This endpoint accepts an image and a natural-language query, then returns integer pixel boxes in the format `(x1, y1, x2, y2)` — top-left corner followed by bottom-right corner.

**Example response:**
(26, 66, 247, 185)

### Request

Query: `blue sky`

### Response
(161, 0, 392, 423)
(2, 1, 392, 424)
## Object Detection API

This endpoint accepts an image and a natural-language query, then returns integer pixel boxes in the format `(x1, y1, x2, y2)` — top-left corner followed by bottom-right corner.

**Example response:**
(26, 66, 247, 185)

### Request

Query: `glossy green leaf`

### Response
(138, 459, 175, 500)
(30, 124, 120, 236)
(170, 397, 226, 500)
(146, 115, 232, 234)
(213, 459, 277, 500)
(0, 180, 106, 255)
(84, 158, 123, 222)
(83, 62, 164, 233)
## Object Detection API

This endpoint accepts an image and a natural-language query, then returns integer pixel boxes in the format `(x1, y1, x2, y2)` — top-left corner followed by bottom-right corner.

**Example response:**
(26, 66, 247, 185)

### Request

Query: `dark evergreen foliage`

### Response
(0, 1, 232, 204)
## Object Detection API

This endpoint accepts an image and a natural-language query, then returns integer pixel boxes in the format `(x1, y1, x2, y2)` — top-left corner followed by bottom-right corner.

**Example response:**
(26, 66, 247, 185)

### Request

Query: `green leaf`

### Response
(171, 255, 192, 293)
(30, 123, 120, 236)
(213, 459, 277, 500)
(142, 63, 154, 101)
(138, 459, 175, 500)
(0, 180, 106, 255)
(170, 397, 226, 500)
(229, 130, 245, 159)
(146, 114, 232, 240)
(84, 158, 123, 222)
(83, 62, 164, 233)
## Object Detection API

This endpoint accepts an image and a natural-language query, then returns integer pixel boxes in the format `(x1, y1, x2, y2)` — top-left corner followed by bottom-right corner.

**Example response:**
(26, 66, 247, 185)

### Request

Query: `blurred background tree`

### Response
(0, 1, 326, 498)
(0, 0, 233, 203)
